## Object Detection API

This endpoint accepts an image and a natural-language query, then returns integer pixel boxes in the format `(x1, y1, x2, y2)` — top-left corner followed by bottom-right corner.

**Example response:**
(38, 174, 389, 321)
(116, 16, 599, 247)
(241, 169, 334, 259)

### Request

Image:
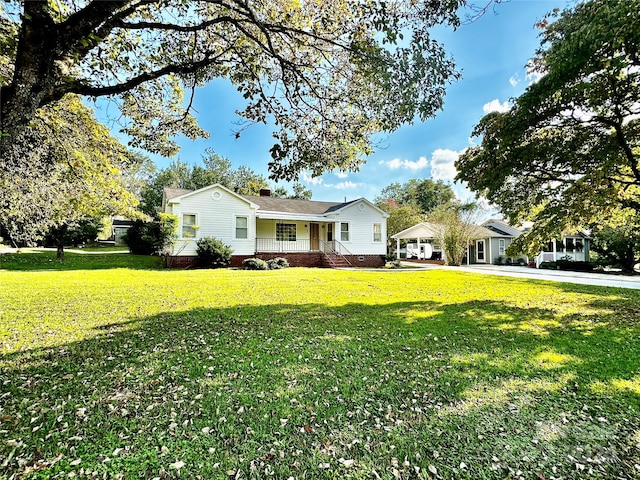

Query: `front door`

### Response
(476, 240, 486, 263)
(310, 223, 320, 250)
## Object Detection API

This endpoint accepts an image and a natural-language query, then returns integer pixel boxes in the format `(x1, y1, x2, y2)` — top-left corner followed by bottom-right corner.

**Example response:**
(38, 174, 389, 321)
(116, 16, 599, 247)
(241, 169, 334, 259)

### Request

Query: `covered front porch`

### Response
(254, 218, 350, 253)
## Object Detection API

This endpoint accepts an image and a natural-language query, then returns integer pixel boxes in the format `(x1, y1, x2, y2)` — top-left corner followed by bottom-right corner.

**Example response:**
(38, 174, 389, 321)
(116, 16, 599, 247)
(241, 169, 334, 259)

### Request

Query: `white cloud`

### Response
(430, 148, 461, 181)
(526, 68, 544, 85)
(482, 99, 510, 114)
(302, 172, 323, 185)
(324, 181, 358, 190)
(334, 171, 349, 179)
(383, 156, 429, 171)
(509, 75, 520, 87)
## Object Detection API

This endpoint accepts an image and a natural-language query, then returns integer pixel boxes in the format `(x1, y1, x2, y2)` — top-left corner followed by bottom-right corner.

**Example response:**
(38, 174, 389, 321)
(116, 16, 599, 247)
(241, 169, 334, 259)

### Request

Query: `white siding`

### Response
(326, 201, 387, 255)
(168, 186, 256, 256)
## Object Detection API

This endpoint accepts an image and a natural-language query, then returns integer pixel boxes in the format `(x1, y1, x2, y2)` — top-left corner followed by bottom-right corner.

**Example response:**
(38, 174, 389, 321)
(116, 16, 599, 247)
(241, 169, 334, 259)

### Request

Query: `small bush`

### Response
(125, 220, 157, 255)
(494, 256, 505, 265)
(243, 258, 269, 270)
(267, 257, 289, 269)
(196, 237, 232, 268)
(539, 261, 557, 270)
(556, 259, 594, 272)
(125, 215, 178, 256)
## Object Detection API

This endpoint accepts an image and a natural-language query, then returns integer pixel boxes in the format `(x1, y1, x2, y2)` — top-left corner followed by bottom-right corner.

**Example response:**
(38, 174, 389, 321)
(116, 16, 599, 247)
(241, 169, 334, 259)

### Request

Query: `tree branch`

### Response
(63, 50, 232, 98)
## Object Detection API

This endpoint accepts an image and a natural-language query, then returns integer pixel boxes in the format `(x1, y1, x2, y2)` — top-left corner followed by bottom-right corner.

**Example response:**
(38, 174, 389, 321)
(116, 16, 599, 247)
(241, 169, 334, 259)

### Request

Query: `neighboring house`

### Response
(530, 233, 592, 267)
(162, 184, 388, 267)
(391, 220, 519, 265)
(112, 218, 134, 246)
(517, 222, 591, 267)
(392, 218, 590, 267)
(478, 219, 523, 264)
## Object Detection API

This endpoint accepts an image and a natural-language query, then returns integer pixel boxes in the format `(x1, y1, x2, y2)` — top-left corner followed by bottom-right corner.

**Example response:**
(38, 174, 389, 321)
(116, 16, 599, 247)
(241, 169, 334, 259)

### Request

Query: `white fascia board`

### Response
(255, 211, 328, 222)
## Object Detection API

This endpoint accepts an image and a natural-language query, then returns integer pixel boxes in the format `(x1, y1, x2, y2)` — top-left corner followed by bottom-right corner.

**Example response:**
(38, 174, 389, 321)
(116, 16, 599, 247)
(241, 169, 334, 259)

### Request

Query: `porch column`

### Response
(396, 238, 400, 259)
(488, 238, 492, 265)
(417, 237, 421, 259)
(553, 239, 557, 261)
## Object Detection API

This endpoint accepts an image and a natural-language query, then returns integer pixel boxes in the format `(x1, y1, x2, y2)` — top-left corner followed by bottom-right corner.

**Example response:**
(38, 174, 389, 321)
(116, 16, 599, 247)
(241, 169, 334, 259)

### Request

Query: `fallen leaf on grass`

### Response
(339, 458, 355, 468)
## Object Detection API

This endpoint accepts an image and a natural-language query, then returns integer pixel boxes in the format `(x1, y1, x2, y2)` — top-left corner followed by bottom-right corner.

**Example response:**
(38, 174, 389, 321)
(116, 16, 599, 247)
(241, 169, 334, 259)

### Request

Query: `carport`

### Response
(391, 222, 447, 262)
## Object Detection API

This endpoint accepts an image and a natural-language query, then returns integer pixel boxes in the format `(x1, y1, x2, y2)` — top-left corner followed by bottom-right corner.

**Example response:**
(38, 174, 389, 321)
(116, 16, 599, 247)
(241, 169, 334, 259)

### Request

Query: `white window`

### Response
(373, 223, 382, 242)
(182, 214, 197, 238)
(499, 239, 505, 256)
(235, 216, 248, 239)
(276, 223, 296, 241)
(340, 222, 350, 242)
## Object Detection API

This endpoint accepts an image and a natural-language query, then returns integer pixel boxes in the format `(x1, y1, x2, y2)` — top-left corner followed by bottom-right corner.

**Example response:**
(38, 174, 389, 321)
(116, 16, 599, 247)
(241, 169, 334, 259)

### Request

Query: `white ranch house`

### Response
(163, 184, 388, 268)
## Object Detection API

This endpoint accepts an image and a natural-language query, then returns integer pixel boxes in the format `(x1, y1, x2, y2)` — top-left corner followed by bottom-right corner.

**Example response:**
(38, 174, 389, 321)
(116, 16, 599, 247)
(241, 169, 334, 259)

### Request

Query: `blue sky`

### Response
(134, 0, 573, 203)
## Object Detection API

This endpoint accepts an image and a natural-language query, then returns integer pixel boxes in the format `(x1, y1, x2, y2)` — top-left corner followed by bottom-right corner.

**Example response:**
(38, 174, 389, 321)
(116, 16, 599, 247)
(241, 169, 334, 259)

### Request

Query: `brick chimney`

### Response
(259, 188, 271, 197)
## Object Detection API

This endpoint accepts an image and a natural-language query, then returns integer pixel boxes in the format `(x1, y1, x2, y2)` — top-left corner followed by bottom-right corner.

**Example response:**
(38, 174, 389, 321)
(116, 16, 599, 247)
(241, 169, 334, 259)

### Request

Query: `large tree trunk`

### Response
(55, 224, 68, 261)
(0, 3, 62, 148)
(621, 243, 636, 274)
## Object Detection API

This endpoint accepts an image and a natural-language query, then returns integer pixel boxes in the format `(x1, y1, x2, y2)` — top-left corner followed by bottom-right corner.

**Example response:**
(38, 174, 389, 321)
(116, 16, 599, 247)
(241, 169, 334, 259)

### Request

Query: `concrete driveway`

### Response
(401, 261, 640, 290)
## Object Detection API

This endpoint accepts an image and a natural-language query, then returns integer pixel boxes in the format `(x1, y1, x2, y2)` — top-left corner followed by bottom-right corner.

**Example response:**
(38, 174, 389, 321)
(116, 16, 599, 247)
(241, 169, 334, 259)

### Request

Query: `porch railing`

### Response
(535, 251, 586, 267)
(255, 238, 354, 255)
(319, 240, 352, 267)
(256, 238, 311, 252)
(321, 240, 353, 257)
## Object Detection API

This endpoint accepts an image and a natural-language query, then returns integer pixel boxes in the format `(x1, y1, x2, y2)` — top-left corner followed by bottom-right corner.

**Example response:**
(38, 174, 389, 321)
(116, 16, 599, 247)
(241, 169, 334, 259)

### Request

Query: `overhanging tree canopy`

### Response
(1, 0, 465, 180)
(456, 0, 640, 255)
(0, 95, 139, 251)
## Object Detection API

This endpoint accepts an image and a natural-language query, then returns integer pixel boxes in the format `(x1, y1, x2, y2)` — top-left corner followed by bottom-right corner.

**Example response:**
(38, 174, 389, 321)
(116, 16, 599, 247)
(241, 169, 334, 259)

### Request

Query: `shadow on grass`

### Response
(0, 251, 163, 271)
(2, 298, 639, 479)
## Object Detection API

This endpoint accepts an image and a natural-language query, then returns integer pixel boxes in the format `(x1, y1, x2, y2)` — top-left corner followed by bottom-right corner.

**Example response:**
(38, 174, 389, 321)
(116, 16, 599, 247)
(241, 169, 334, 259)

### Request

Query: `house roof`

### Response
(112, 219, 134, 227)
(240, 195, 351, 215)
(482, 219, 522, 237)
(163, 184, 388, 219)
(164, 187, 192, 200)
(392, 222, 506, 240)
(391, 222, 442, 240)
(469, 225, 503, 238)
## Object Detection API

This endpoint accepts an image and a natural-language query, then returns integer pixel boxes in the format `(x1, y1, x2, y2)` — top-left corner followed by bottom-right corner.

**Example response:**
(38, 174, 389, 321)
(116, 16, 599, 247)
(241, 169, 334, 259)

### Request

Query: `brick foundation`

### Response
(341, 254, 386, 268)
(167, 255, 199, 268)
(168, 252, 386, 268)
(232, 252, 325, 268)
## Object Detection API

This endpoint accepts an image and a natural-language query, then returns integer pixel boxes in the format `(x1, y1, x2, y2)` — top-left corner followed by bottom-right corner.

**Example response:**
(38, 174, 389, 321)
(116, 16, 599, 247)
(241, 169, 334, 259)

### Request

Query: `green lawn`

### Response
(1, 260, 639, 479)
(0, 250, 161, 271)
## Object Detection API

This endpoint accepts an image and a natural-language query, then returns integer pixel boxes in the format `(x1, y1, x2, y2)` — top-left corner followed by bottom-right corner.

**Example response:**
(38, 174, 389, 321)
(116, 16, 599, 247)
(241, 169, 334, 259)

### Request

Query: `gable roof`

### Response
(164, 187, 192, 201)
(391, 222, 441, 239)
(482, 219, 522, 237)
(163, 184, 258, 208)
(240, 194, 348, 215)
